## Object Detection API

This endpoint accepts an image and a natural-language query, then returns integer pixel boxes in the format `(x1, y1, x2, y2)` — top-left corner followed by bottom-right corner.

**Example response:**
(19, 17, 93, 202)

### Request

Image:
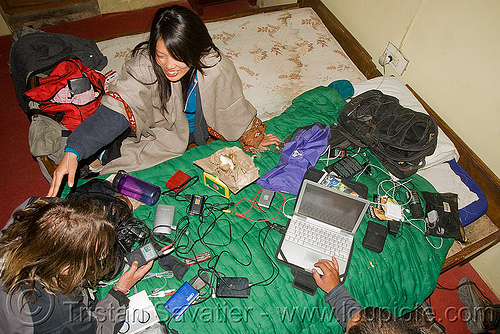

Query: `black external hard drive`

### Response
(362, 221, 388, 253)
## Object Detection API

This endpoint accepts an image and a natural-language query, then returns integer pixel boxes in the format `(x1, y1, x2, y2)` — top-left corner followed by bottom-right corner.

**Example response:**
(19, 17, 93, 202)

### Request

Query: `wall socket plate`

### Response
(383, 42, 409, 76)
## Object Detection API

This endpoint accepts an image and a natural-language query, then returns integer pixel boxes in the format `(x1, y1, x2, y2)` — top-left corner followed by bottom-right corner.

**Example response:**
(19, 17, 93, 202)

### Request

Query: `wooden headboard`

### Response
(298, 0, 500, 269)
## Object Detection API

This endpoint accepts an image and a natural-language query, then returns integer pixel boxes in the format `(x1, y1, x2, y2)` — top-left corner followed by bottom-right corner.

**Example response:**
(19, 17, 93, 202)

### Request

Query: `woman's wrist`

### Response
(113, 283, 130, 295)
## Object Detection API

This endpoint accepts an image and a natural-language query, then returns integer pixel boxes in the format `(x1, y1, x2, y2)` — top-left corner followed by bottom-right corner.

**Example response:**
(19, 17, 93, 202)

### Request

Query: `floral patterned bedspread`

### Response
(97, 7, 365, 121)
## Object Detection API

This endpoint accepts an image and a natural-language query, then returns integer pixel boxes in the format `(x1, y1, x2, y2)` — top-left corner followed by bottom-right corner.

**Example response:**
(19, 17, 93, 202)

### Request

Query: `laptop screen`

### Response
(296, 180, 370, 233)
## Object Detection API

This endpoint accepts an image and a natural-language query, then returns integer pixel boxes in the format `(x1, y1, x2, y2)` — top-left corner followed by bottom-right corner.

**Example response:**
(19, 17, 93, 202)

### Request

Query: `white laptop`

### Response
(276, 179, 370, 280)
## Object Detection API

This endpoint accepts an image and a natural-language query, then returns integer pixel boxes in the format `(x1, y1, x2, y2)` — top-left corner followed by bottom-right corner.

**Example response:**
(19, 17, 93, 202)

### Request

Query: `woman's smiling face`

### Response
(155, 38, 190, 82)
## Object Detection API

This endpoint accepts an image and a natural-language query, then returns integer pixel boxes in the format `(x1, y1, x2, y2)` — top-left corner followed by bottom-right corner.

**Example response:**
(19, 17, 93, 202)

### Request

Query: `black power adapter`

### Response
(216, 277, 251, 298)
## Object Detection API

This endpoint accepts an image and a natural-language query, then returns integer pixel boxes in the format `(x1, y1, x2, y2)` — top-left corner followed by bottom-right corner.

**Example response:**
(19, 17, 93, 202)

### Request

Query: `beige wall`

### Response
(322, 0, 500, 178)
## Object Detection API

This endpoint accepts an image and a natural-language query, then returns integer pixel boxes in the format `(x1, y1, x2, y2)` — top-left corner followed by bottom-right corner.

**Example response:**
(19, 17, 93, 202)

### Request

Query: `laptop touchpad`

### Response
(304, 250, 325, 263)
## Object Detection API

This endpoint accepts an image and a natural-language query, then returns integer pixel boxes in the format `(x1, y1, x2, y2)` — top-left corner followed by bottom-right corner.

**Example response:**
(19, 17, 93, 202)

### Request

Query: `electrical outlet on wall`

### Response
(380, 42, 409, 76)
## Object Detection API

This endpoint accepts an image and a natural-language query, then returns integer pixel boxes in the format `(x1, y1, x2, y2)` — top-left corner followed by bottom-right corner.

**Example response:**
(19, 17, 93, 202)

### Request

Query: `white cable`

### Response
(282, 197, 296, 220)
(375, 58, 387, 91)
(404, 215, 443, 250)
(144, 270, 174, 280)
(323, 146, 331, 166)
(368, 163, 392, 178)
(98, 270, 174, 289)
(350, 147, 362, 157)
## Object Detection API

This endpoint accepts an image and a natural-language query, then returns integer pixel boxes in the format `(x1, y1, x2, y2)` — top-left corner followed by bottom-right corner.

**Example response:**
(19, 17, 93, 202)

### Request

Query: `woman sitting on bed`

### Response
(48, 5, 281, 197)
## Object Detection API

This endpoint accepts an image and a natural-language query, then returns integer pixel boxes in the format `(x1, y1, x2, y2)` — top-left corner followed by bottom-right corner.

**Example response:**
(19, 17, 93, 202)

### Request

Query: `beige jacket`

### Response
(100, 49, 257, 174)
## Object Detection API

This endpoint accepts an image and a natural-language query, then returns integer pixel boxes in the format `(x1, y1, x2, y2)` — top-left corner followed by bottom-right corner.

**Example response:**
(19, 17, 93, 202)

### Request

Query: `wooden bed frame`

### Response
(296, 0, 500, 272)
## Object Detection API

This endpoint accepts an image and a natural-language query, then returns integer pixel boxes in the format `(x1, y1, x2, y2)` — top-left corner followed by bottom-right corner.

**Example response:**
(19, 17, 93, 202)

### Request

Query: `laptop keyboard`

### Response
(285, 218, 352, 262)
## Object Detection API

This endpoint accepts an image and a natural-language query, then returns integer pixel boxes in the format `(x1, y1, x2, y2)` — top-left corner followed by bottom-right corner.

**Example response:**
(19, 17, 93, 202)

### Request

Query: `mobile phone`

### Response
(67, 77, 91, 94)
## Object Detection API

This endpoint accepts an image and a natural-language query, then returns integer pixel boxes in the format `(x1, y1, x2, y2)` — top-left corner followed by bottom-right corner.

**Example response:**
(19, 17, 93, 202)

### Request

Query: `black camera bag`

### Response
(336, 90, 438, 179)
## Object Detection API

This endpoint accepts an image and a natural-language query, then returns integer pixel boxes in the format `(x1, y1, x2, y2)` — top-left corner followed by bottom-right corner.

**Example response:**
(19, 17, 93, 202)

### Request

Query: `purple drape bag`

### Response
(257, 124, 331, 195)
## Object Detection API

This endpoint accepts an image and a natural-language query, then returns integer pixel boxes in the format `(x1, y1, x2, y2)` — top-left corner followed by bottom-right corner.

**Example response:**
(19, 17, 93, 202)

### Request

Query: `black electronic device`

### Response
(303, 167, 325, 183)
(387, 220, 401, 237)
(115, 218, 150, 253)
(125, 242, 159, 267)
(188, 195, 205, 215)
(324, 156, 364, 179)
(189, 272, 210, 292)
(67, 77, 91, 94)
(291, 268, 317, 295)
(362, 221, 388, 253)
(216, 277, 251, 298)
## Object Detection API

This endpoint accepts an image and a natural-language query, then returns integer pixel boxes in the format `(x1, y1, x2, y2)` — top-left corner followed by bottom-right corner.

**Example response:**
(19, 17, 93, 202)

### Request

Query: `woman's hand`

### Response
(258, 133, 282, 151)
(47, 152, 78, 197)
(312, 257, 341, 293)
(116, 260, 154, 291)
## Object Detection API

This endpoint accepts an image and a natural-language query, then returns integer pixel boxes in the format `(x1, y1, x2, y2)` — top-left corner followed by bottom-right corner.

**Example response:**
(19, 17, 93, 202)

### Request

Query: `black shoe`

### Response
(457, 277, 500, 334)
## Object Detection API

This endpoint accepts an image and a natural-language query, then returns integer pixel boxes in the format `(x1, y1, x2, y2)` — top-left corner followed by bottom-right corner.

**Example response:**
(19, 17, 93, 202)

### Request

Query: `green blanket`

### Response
(66, 86, 452, 333)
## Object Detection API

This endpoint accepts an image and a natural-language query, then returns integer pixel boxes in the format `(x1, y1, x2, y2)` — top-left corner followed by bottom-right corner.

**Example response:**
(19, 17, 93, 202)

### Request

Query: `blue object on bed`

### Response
(446, 159, 488, 226)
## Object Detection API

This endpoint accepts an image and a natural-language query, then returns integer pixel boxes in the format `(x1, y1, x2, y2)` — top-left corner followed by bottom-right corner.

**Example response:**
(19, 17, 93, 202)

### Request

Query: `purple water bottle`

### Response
(113, 170, 160, 206)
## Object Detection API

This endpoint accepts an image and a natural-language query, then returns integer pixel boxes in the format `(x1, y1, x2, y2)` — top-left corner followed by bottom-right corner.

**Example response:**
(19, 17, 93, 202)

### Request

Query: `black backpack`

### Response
(335, 90, 438, 179)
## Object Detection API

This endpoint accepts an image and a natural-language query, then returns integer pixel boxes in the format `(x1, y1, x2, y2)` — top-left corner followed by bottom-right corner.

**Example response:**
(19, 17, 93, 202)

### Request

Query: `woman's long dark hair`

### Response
(134, 5, 220, 113)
